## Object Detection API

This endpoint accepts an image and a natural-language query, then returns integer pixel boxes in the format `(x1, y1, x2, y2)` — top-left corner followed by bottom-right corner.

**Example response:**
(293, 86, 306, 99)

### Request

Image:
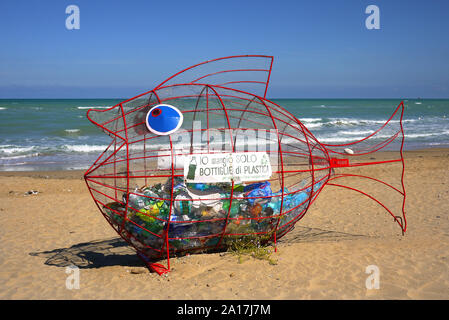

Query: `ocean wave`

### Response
(77, 106, 112, 110)
(65, 129, 80, 133)
(317, 130, 449, 144)
(322, 118, 417, 127)
(318, 134, 395, 143)
(304, 123, 323, 128)
(0, 144, 109, 157)
(0, 107, 6, 110)
(63, 144, 109, 153)
(428, 142, 449, 146)
(405, 132, 449, 138)
(299, 117, 421, 129)
(299, 118, 323, 128)
(340, 130, 375, 135)
(0, 153, 40, 160)
(0, 146, 35, 154)
(312, 105, 348, 109)
(299, 117, 322, 123)
(0, 162, 28, 167)
(405, 133, 434, 138)
(318, 136, 364, 143)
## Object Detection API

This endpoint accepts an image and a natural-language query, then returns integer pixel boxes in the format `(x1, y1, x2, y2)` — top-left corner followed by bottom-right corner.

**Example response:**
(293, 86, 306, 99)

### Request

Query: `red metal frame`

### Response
(84, 55, 406, 275)
(154, 55, 274, 99)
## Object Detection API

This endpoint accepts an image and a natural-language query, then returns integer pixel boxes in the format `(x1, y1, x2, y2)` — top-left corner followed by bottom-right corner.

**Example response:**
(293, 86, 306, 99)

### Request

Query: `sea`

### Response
(0, 98, 448, 171)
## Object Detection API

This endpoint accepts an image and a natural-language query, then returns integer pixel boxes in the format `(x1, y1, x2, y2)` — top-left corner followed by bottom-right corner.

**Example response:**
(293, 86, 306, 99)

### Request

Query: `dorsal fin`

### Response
(154, 55, 274, 99)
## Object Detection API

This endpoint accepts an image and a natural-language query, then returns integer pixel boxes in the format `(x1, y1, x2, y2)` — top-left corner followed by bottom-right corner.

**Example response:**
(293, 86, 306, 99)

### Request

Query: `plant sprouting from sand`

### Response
(225, 233, 277, 265)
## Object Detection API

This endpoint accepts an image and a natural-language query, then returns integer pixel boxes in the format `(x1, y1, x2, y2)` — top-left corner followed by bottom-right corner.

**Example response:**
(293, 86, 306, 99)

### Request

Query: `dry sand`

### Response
(0, 148, 448, 299)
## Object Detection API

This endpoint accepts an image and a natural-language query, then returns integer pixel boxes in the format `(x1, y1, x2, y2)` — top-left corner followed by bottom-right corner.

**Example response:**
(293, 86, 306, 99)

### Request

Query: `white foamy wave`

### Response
(67, 165, 90, 170)
(340, 130, 375, 135)
(318, 132, 401, 144)
(326, 118, 369, 126)
(319, 130, 448, 143)
(325, 118, 416, 127)
(65, 129, 80, 133)
(406, 132, 439, 138)
(305, 123, 323, 128)
(0, 146, 35, 154)
(0, 107, 6, 110)
(299, 118, 323, 128)
(428, 142, 449, 146)
(318, 136, 363, 143)
(299, 118, 322, 123)
(0, 153, 39, 160)
(63, 144, 108, 153)
(77, 106, 112, 110)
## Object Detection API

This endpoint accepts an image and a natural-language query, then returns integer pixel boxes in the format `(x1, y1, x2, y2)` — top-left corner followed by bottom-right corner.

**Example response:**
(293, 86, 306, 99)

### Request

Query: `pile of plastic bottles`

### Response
(103, 177, 321, 255)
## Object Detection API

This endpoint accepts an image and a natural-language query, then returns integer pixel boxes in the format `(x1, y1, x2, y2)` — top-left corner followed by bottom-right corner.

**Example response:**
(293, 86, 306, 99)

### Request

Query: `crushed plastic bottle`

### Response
(244, 181, 272, 206)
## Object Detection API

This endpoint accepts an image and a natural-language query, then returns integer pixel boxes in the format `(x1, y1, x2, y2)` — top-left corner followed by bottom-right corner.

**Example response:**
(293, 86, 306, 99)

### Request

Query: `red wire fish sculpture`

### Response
(84, 55, 406, 275)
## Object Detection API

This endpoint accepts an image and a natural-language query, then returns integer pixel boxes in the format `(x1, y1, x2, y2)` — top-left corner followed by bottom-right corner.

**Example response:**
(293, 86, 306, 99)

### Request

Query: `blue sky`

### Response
(0, 0, 448, 98)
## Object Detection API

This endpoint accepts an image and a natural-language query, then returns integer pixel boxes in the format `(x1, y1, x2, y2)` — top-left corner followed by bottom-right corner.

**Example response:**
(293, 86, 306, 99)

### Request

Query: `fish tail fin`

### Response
(320, 101, 406, 234)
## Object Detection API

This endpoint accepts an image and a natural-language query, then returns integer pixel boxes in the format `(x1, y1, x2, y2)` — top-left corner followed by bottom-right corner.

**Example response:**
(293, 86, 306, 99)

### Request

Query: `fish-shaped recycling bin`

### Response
(85, 55, 407, 274)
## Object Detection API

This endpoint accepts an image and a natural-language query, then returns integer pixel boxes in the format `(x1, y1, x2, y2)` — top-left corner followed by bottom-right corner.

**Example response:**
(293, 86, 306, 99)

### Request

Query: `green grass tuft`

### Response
(225, 233, 277, 265)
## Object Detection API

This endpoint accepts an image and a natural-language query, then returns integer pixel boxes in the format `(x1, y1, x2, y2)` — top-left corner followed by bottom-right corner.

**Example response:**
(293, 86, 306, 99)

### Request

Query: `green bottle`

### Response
(186, 157, 197, 180)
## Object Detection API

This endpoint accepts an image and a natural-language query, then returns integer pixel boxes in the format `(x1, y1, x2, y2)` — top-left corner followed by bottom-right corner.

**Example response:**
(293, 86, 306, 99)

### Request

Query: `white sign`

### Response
(184, 152, 272, 183)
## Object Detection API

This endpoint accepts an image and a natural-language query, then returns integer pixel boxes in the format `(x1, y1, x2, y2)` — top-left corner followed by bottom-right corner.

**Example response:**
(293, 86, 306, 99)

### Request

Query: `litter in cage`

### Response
(84, 55, 406, 275)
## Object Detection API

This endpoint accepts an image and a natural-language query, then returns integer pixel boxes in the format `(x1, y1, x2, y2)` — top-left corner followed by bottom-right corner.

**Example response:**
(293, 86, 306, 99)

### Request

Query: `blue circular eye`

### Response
(145, 104, 183, 135)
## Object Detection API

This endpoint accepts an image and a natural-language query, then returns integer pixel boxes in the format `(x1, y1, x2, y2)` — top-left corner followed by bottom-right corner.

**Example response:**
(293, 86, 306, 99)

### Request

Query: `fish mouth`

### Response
(83, 90, 163, 179)
(84, 103, 128, 179)
(83, 139, 127, 178)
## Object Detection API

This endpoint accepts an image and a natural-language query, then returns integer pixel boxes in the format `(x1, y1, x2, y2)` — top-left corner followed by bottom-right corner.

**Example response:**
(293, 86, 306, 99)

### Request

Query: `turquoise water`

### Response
(0, 98, 448, 171)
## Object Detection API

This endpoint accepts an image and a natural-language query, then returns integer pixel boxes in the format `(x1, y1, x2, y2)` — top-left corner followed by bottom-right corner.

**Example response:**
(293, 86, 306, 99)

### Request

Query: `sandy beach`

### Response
(0, 148, 448, 299)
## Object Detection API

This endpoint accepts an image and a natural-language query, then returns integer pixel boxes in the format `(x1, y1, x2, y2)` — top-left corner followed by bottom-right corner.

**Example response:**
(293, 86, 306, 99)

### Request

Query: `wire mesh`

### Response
(84, 56, 406, 274)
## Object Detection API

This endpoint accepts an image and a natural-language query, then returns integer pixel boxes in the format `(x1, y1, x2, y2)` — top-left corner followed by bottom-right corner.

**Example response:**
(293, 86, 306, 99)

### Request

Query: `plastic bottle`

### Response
(222, 199, 241, 217)
(244, 181, 272, 206)
(174, 193, 192, 216)
(186, 157, 197, 180)
(125, 192, 146, 210)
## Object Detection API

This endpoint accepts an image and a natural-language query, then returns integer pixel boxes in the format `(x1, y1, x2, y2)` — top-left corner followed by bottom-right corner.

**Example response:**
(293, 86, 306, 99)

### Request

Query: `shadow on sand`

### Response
(278, 226, 366, 244)
(30, 226, 366, 268)
(29, 237, 143, 268)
